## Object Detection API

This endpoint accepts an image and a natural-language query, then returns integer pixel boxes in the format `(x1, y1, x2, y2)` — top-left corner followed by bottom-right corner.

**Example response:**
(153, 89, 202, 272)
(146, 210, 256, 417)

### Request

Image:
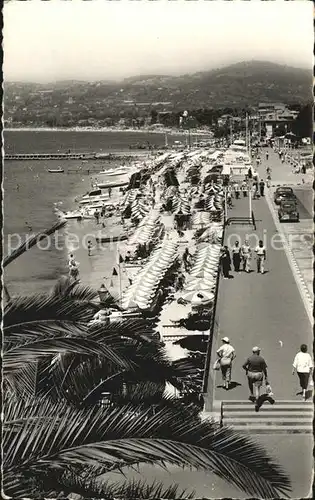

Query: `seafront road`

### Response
(209, 147, 312, 404)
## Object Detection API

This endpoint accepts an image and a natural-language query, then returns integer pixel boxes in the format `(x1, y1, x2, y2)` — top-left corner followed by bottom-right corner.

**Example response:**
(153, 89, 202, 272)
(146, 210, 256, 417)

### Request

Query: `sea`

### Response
(3, 129, 187, 297)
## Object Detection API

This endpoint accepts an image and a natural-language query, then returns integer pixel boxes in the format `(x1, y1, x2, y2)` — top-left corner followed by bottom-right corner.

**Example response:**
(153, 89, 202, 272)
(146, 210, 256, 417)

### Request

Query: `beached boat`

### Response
(55, 208, 94, 221)
(95, 234, 128, 243)
(78, 188, 111, 205)
(97, 178, 130, 189)
(48, 167, 64, 173)
(98, 167, 130, 176)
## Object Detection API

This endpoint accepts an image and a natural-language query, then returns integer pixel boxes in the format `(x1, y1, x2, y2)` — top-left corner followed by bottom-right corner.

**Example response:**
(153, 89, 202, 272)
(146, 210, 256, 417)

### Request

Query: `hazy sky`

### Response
(3, 0, 314, 82)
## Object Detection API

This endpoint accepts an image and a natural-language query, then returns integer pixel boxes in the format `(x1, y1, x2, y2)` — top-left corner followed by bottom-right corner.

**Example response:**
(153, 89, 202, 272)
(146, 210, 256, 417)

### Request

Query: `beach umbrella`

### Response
(121, 298, 140, 310)
(184, 281, 215, 292)
(191, 268, 217, 278)
(180, 290, 215, 304)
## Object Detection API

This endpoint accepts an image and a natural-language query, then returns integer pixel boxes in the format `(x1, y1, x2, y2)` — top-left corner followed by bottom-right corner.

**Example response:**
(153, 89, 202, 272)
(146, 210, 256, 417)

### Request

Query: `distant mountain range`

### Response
(4, 61, 313, 127)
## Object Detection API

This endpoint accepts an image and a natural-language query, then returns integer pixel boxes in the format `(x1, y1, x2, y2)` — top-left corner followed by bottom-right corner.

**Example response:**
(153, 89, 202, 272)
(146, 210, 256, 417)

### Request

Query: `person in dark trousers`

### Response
(265, 151, 269, 161)
(292, 344, 313, 400)
(94, 210, 100, 224)
(259, 179, 265, 197)
(242, 346, 269, 402)
(87, 240, 92, 256)
(220, 246, 231, 279)
(231, 241, 241, 272)
(183, 247, 192, 272)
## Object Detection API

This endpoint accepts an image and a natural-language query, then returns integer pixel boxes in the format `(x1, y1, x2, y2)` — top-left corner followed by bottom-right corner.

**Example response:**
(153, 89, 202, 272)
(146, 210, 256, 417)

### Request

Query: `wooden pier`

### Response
(5, 151, 150, 161)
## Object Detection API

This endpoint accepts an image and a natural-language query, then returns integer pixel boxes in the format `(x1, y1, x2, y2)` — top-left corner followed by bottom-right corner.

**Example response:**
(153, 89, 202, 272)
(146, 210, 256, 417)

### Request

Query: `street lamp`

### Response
(98, 283, 108, 305)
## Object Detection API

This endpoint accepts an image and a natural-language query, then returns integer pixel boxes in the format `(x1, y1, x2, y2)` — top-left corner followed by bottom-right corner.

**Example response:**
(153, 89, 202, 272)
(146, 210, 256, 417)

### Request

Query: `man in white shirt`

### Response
(216, 337, 236, 390)
(241, 240, 252, 273)
(255, 240, 266, 274)
(292, 344, 313, 400)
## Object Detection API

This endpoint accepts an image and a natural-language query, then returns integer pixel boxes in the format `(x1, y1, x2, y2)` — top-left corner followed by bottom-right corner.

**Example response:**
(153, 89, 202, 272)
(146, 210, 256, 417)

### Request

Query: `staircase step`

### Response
(224, 418, 312, 426)
(223, 406, 313, 413)
(230, 424, 312, 434)
(222, 400, 313, 405)
(223, 411, 312, 418)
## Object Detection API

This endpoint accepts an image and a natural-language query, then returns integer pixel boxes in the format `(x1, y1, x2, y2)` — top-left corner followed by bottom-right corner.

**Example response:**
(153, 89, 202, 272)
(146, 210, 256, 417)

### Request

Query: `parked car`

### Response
(278, 200, 299, 222)
(274, 186, 295, 205)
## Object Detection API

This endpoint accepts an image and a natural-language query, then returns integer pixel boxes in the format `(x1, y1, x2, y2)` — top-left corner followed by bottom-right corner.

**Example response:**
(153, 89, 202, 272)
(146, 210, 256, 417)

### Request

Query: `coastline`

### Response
(5, 126, 212, 137)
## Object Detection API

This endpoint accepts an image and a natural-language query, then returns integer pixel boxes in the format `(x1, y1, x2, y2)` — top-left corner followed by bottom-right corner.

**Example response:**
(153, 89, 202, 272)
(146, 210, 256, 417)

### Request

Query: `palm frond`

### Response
(46, 474, 196, 500)
(4, 337, 133, 376)
(3, 398, 291, 498)
(51, 277, 99, 302)
(3, 220, 66, 268)
(4, 294, 97, 343)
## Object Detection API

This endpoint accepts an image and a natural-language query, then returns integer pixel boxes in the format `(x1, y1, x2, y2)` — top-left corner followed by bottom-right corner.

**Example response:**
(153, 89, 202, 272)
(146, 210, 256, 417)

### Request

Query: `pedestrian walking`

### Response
(292, 344, 313, 400)
(220, 246, 231, 279)
(242, 347, 269, 402)
(216, 337, 236, 390)
(231, 241, 241, 272)
(233, 182, 240, 200)
(94, 210, 100, 224)
(241, 180, 248, 197)
(68, 254, 80, 280)
(253, 181, 259, 199)
(87, 240, 92, 256)
(266, 174, 271, 188)
(108, 187, 112, 198)
(259, 179, 265, 197)
(241, 240, 252, 272)
(265, 151, 269, 161)
(255, 240, 266, 274)
(266, 166, 271, 176)
(226, 190, 233, 209)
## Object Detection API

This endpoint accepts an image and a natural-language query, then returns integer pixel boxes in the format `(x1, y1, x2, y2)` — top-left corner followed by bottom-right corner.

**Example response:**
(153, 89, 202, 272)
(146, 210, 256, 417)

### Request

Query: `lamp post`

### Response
(98, 283, 108, 305)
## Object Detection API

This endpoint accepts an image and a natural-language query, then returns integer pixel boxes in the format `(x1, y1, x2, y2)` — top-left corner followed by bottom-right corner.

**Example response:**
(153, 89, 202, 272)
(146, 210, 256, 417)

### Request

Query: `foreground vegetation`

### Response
(3, 276, 292, 498)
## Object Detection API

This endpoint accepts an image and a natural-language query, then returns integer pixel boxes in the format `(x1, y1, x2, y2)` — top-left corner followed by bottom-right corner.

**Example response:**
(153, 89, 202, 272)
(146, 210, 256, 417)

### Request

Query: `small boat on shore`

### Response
(97, 178, 130, 189)
(48, 167, 64, 173)
(55, 208, 94, 221)
(96, 233, 128, 243)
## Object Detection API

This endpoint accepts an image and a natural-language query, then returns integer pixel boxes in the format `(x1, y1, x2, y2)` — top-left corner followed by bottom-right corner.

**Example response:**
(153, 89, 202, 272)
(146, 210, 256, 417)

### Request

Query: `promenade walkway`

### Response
(208, 191, 312, 405)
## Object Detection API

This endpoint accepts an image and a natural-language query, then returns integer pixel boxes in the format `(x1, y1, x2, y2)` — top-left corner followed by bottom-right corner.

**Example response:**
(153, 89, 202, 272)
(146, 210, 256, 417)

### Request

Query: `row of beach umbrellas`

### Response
(131, 198, 152, 221)
(205, 194, 224, 212)
(120, 189, 140, 210)
(197, 222, 223, 243)
(179, 244, 221, 304)
(127, 211, 161, 246)
(121, 239, 179, 310)
(191, 211, 212, 227)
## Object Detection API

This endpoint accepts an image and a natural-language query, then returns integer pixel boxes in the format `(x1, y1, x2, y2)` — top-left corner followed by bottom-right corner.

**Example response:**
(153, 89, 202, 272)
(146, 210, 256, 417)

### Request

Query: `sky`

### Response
(3, 0, 314, 83)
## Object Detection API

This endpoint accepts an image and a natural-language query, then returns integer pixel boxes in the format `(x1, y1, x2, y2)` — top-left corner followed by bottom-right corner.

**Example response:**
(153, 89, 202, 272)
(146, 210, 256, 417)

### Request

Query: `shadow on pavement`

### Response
(217, 381, 242, 390)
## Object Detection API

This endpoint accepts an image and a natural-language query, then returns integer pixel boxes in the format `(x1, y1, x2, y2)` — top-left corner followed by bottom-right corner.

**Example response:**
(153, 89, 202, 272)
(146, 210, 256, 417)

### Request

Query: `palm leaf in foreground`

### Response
(4, 294, 97, 346)
(37, 473, 195, 500)
(3, 397, 291, 498)
(4, 337, 133, 376)
(51, 277, 99, 302)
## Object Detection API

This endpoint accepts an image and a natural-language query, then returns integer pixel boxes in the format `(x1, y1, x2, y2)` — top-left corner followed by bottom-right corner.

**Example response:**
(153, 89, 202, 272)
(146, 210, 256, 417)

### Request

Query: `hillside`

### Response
(4, 61, 313, 128)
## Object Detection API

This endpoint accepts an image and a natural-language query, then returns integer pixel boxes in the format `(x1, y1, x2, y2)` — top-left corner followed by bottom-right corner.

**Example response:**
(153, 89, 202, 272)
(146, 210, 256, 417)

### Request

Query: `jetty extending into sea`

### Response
(4, 151, 149, 161)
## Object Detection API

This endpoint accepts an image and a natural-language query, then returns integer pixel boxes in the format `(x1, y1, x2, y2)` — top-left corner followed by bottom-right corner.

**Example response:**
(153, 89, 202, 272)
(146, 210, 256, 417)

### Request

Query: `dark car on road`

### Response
(274, 186, 295, 205)
(278, 200, 299, 222)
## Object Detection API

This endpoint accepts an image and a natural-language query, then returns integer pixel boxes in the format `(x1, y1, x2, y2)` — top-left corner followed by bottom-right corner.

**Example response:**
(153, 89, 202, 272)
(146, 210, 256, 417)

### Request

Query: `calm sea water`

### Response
(4, 130, 183, 296)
